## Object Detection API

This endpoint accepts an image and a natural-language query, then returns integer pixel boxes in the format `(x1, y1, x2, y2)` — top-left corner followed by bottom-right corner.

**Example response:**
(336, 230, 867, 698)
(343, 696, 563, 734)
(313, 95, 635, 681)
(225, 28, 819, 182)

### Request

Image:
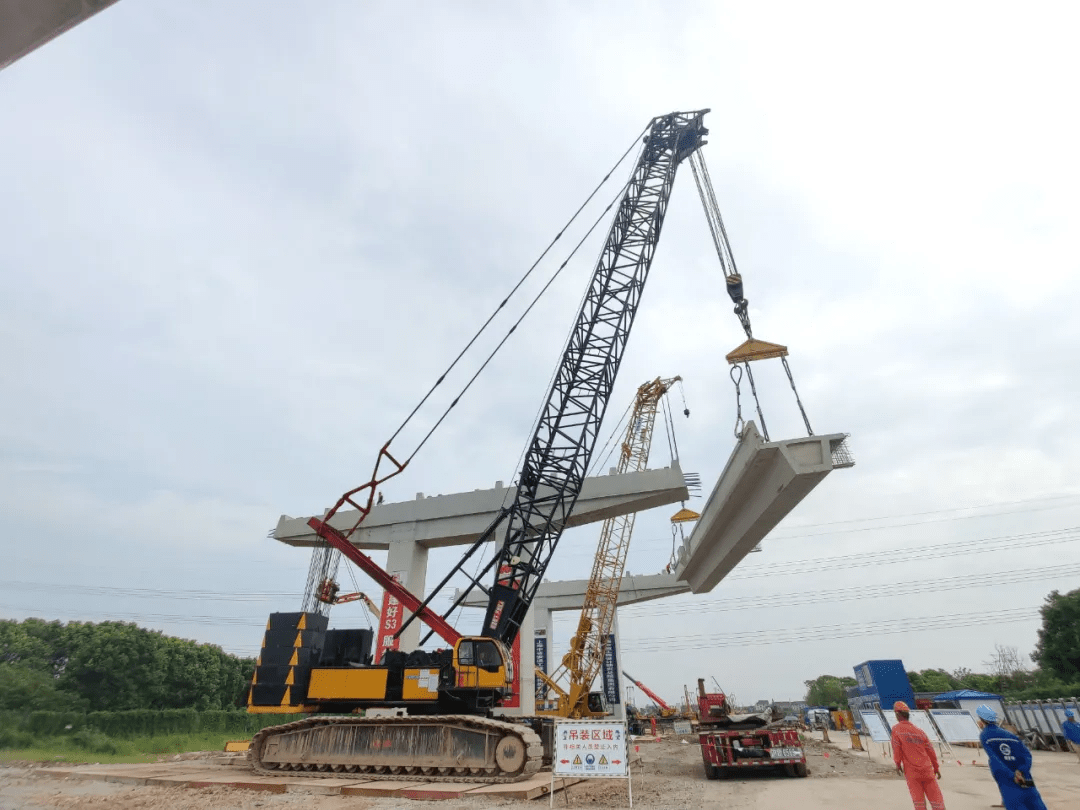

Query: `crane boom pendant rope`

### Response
(692, 145, 815, 439)
(300, 126, 651, 615)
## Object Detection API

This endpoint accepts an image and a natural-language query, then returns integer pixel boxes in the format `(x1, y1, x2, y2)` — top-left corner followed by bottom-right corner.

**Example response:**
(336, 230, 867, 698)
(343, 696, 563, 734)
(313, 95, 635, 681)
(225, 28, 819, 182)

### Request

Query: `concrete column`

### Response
(516, 607, 536, 716)
(532, 607, 554, 714)
(385, 540, 428, 652)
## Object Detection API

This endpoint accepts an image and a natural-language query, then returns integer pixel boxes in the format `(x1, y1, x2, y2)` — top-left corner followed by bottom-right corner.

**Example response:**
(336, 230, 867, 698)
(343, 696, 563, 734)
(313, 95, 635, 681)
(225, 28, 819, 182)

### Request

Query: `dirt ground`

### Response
(2, 731, 1077, 809)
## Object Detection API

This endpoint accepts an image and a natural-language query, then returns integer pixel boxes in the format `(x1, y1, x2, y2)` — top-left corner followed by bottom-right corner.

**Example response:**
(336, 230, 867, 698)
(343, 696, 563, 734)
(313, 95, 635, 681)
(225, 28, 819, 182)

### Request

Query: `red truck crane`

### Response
(622, 670, 677, 717)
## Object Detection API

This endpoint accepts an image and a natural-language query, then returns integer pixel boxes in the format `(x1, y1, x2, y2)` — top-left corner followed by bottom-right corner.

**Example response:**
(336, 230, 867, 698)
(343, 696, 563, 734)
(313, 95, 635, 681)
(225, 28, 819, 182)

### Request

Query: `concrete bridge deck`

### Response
(273, 462, 690, 549)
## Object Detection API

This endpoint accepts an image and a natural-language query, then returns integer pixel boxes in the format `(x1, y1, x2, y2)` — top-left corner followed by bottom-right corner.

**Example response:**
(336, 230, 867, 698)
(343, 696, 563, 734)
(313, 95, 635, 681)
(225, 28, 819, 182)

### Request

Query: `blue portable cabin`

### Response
(847, 660, 916, 731)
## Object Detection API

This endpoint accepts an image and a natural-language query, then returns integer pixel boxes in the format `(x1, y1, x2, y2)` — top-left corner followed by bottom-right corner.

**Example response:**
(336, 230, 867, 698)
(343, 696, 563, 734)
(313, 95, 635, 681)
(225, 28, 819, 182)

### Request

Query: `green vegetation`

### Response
(1031, 587, 1080, 683)
(806, 589, 1080, 705)
(0, 618, 256, 712)
(803, 674, 857, 707)
(0, 709, 294, 764)
(906, 665, 1080, 700)
(0, 731, 240, 764)
(0, 618, 274, 763)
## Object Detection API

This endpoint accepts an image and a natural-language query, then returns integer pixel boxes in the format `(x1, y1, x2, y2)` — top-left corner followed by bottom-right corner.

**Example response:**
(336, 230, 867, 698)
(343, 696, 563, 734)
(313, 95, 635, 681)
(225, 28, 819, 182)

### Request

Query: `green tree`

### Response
(0, 620, 52, 670)
(803, 675, 856, 707)
(908, 669, 957, 694)
(0, 663, 80, 711)
(956, 671, 999, 693)
(1031, 588, 1080, 682)
(0, 619, 259, 711)
(59, 621, 169, 710)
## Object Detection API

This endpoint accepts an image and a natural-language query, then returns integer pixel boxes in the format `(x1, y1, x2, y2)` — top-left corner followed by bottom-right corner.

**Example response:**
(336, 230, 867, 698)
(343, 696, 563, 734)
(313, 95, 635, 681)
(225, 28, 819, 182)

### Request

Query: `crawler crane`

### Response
(246, 110, 711, 783)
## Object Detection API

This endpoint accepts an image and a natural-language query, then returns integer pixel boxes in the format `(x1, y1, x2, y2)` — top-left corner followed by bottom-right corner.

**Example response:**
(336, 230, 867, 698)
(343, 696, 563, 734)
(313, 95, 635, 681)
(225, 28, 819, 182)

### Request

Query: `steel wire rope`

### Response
(660, 395, 676, 464)
(384, 124, 650, 457)
(587, 397, 637, 477)
(4, 604, 1034, 654)
(334, 134, 648, 638)
(409, 154, 650, 637)
(341, 560, 375, 630)
(403, 171, 642, 467)
(0, 603, 261, 627)
(689, 151, 739, 282)
(503, 135, 650, 495)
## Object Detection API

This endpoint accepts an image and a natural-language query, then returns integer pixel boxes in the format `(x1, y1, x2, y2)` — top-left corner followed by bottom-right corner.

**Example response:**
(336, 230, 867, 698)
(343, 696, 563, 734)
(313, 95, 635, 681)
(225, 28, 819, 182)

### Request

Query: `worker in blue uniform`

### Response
(1063, 708, 1080, 763)
(976, 705, 1047, 810)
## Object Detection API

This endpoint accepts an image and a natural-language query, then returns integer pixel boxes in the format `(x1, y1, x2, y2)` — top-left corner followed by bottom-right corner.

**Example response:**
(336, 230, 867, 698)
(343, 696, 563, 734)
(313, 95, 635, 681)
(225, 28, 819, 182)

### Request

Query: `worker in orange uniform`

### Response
(891, 701, 945, 810)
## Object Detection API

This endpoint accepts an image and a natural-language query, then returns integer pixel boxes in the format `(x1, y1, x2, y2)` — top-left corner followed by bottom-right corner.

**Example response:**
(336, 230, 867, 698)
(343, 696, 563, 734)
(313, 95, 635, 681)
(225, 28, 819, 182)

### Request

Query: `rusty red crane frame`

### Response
(306, 442, 462, 646)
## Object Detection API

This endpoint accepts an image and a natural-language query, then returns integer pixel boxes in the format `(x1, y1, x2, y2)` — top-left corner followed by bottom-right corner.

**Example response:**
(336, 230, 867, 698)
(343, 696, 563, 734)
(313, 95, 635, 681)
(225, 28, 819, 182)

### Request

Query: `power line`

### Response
(769, 492, 1080, 535)
(0, 603, 265, 628)
(554, 525, 1080, 579)
(619, 560, 1080, 618)
(0, 582, 297, 602)
(619, 607, 1040, 653)
(726, 527, 1080, 579)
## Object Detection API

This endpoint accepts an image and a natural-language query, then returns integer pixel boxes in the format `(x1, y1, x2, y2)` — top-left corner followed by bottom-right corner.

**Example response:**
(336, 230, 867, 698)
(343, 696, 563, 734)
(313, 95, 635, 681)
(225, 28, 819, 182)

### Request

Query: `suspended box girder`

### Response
(1, 0, 120, 71)
(674, 422, 853, 593)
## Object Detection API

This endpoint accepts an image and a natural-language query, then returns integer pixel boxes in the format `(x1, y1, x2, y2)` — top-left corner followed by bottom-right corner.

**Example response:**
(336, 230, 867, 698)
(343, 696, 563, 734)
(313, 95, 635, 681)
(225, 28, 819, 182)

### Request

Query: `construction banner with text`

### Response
(552, 719, 628, 778)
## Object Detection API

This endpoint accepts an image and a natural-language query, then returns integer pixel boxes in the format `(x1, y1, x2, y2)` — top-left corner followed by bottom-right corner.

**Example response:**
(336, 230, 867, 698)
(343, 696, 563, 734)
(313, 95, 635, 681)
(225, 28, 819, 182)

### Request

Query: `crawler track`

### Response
(249, 715, 543, 784)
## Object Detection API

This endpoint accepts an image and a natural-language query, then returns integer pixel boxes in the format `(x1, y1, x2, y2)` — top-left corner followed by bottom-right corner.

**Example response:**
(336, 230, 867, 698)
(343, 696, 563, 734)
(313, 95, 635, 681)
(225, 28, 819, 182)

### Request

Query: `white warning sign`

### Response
(552, 720, 629, 778)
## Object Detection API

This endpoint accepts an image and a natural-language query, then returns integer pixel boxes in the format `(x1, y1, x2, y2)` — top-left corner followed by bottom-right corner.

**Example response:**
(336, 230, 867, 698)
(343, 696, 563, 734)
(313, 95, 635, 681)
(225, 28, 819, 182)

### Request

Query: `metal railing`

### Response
(1002, 698, 1079, 751)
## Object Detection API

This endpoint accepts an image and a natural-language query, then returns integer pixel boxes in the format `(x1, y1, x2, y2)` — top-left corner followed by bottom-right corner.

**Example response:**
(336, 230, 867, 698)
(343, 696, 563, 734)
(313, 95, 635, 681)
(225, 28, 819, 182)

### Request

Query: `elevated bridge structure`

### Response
(270, 422, 852, 716)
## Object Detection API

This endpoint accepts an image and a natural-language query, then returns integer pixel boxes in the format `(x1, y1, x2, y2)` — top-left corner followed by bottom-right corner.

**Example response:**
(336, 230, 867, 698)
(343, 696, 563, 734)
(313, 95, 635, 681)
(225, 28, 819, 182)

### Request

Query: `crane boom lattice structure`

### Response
(537, 376, 682, 717)
(477, 113, 707, 644)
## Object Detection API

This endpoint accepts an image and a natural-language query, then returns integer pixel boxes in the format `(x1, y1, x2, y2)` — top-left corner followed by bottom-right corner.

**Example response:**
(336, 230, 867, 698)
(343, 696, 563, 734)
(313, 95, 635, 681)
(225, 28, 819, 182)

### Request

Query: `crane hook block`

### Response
(726, 273, 745, 304)
(725, 338, 789, 365)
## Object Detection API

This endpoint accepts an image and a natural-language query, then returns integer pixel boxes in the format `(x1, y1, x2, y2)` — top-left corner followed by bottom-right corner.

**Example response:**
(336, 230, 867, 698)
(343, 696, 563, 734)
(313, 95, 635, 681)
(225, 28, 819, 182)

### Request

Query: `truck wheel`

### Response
(795, 762, 809, 777)
(704, 764, 719, 780)
(784, 763, 797, 777)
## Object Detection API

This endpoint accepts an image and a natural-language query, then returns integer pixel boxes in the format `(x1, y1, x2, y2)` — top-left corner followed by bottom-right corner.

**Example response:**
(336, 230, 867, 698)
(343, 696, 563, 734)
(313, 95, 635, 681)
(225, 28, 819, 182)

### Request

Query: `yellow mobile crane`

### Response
(535, 375, 690, 718)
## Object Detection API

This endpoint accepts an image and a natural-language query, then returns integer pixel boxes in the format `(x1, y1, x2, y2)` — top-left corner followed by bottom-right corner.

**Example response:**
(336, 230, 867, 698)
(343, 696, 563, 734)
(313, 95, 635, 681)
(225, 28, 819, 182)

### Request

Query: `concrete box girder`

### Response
(272, 463, 689, 550)
(674, 422, 853, 593)
(1, 0, 121, 71)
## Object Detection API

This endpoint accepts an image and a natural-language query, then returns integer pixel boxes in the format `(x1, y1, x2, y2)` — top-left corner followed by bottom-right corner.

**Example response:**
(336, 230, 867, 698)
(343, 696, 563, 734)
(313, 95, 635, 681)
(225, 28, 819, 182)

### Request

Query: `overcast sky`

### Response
(3, 1, 1080, 706)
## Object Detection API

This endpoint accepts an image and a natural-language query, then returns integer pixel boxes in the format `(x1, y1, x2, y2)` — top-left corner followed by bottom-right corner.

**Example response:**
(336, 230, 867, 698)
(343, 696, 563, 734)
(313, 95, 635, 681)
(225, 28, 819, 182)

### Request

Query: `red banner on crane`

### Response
(375, 573, 405, 663)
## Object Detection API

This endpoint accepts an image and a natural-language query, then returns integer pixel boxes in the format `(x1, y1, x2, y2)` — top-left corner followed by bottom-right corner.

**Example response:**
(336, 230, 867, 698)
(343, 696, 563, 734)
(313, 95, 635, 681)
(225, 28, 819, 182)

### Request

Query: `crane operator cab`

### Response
(453, 637, 513, 697)
(586, 691, 610, 716)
